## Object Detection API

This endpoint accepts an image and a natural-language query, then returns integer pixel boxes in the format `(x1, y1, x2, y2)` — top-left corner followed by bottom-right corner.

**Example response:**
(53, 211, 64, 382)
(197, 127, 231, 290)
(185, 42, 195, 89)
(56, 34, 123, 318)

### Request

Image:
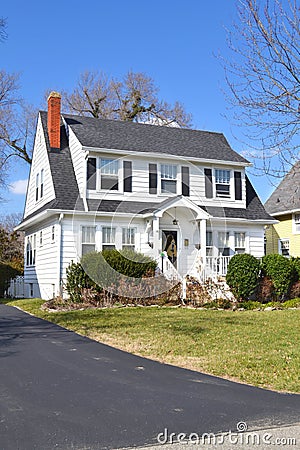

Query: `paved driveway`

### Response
(0, 304, 299, 450)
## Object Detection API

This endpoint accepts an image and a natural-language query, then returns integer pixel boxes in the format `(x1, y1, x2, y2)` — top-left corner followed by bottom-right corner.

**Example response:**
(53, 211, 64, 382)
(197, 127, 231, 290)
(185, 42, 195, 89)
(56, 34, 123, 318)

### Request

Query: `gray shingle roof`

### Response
(264, 162, 300, 215)
(62, 113, 249, 164)
(21, 112, 271, 225)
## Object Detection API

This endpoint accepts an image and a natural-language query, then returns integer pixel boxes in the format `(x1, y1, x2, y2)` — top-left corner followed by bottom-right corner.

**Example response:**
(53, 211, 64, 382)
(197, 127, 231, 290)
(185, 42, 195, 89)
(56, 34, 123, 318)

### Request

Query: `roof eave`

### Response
(83, 146, 252, 167)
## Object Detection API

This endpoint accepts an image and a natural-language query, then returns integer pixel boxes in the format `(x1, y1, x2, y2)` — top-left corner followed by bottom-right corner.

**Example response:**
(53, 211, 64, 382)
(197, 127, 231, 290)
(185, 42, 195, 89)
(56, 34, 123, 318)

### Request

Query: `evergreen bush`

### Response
(0, 263, 22, 297)
(226, 253, 260, 301)
(261, 254, 294, 300)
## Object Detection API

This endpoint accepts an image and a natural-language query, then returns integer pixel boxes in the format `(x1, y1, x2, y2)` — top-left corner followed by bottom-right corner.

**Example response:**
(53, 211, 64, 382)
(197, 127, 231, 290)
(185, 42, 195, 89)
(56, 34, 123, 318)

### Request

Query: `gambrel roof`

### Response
(265, 162, 300, 216)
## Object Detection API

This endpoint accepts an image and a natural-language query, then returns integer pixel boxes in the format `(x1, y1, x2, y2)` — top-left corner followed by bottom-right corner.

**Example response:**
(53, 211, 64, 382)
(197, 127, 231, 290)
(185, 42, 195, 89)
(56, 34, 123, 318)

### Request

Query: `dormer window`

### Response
(215, 169, 230, 198)
(101, 159, 118, 190)
(161, 164, 177, 194)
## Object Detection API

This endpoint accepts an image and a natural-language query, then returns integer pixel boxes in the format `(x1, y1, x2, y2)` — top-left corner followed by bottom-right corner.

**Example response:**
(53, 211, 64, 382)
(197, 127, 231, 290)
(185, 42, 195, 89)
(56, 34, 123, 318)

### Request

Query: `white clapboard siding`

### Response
(24, 115, 56, 218)
(68, 126, 85, 195)
(249, 229, 265, 257)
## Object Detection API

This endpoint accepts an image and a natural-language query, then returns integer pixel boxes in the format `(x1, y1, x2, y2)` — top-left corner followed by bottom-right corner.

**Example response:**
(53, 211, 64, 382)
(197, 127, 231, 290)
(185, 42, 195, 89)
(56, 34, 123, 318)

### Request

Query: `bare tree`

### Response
(223, 0, 300, 177)
(63, 70, 192, 128)
(0, 70, 34, 165)
(0, 17, 7, 42)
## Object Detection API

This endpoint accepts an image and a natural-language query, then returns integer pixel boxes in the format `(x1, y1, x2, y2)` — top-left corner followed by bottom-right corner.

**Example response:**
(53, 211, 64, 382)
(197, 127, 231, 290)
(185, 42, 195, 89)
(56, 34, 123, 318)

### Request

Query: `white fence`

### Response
(7, 276, 25, 298)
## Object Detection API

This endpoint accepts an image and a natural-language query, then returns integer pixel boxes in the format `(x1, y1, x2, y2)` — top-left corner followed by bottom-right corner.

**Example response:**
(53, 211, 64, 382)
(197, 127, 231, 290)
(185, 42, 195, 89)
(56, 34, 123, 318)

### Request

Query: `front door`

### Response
(162, 230, 177, 267)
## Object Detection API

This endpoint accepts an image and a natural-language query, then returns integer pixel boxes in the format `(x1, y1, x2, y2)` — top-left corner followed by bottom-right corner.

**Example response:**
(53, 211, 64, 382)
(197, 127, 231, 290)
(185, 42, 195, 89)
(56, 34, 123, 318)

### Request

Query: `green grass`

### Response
(2, 298, 300, 393)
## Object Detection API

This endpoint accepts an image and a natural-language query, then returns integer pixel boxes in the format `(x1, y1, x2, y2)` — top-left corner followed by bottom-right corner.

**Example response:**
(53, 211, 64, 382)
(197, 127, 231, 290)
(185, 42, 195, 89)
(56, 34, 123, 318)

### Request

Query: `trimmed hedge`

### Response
(261, 254, 294, 300)
(65, 261, 96, 303)
(226, 253, 261, 301)
(81, 249, 157, 289)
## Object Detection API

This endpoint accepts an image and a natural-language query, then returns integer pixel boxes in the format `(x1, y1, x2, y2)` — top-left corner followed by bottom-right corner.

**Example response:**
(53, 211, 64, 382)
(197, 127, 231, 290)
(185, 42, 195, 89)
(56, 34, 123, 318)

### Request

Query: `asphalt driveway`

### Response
(0, 304, 299, 450)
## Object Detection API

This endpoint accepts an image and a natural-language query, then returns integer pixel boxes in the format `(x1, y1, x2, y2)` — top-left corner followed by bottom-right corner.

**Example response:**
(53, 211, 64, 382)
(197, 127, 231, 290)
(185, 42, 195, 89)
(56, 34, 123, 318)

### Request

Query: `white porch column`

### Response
(152, 216, 160, 256)
(200, 219, 206, 268)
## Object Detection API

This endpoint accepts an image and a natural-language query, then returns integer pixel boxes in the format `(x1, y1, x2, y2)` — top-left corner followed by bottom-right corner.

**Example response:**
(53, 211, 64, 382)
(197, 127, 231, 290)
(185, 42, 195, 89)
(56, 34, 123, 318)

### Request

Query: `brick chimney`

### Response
(47, 91, 61, 149)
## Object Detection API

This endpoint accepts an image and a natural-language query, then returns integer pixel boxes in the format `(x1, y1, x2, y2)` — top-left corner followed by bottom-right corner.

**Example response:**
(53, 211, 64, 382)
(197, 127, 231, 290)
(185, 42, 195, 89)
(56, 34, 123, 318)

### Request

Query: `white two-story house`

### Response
(16, 92, 274, 299)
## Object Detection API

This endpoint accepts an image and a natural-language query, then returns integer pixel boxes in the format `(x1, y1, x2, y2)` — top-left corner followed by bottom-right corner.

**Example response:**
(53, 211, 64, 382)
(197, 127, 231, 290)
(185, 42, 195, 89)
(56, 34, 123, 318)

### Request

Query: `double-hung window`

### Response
(206, 231, 213, 256)
(215, 169, 230, 198)
(81, 226, 96, 256)
(161, 164, 177, 194)
(101, 159, 118, 190)
(234, 232, 245, 254)
(102, 227, 116, 251)
(218, 231, 230, 256)
(122, 228, 135, 250)
(36, 173, 39, 201)
(294, 214, 300, 233)
(40, 169, 44, 198)
(279, 239, 290, 257)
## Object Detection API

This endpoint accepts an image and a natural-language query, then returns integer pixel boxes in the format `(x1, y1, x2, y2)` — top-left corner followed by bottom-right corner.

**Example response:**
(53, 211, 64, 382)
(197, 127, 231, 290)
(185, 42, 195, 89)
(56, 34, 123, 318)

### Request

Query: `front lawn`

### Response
(2, 298, 300, 393)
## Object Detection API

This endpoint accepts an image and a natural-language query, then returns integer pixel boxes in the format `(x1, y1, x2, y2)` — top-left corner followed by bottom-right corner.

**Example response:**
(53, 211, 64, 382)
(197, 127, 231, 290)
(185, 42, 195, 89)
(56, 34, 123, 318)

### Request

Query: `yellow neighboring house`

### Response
(265, 162, 300, 257)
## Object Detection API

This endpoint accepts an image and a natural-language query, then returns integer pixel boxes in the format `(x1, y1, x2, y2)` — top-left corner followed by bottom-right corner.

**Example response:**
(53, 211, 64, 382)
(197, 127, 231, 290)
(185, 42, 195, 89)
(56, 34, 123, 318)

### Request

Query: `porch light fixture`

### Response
(172, 208, 178, 225)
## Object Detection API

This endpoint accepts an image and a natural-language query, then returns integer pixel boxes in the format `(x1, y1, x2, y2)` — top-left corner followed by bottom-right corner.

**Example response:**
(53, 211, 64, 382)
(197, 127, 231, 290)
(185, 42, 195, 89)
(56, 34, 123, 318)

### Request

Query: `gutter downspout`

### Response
(57, 213, 64, 297)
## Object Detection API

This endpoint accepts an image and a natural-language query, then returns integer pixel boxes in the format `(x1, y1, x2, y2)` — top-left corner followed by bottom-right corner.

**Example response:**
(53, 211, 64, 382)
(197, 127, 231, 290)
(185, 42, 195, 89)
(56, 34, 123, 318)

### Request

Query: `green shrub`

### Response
(81, 249, 157, 290)
(239, 301, 262, 310)
(0, 263, 22, 297)
(261, 254, 294, 300)
(226, 253, 261, 301)
(282, 298, 300, 309)
(262, 301, 281, 309)
(65, 261, 96, 303)
(291, 257, 300, 279)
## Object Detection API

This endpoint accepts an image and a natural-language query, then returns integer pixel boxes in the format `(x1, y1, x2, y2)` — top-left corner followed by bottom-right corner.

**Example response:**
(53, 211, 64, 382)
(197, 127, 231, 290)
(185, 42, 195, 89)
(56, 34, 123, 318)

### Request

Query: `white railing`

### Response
(156, 252, 182, 281)
(203, 256, 232, 281)
(7, 276, 25, 298)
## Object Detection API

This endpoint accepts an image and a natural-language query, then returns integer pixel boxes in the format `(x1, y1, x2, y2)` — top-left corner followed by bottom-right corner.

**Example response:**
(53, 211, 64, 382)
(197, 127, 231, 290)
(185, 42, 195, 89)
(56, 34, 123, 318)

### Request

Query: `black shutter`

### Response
(87, 157, 97, 190)
(123, 161, 132, 192)
(181, 166, 190, 196)
(149, 163, 157, 194)
(204, 168, 213, 198)
(234, 171, 242, 200)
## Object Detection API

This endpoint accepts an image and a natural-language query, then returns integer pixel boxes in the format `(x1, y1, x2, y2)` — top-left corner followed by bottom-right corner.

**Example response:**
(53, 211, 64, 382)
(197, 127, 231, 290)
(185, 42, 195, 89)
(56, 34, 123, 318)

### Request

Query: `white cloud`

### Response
(9, 179, 28, 195)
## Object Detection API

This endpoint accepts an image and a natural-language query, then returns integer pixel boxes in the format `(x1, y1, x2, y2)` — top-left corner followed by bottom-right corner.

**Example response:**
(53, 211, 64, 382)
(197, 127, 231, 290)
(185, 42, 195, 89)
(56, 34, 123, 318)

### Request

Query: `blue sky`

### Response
(1, 0, 275, 216)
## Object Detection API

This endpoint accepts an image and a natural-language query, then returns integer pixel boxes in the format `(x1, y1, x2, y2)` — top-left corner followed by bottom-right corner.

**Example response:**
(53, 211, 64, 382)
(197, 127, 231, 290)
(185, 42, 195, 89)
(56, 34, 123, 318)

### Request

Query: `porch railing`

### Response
(155, 252, 182, 281)
(203, 256, 232, 281)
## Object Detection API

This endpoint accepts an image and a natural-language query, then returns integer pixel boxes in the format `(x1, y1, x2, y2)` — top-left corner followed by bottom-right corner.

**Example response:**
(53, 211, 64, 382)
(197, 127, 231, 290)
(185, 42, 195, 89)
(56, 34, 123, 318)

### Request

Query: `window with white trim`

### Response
(218, 231, 230, 256)
(40, 169, 44, 198)
(81, 226, 96, 256)
(161, 164, 177, 194)
(26, 234, 36, 266)
(279, 239, 290, 257)
(215, 169, 230, 198)
(100, 159, 119, 190)
(234, 232, 245, 254)
(294, 214, 300, 233)
(102, 227, 116, 251)
(206, 231, 213, 256)
(35, 173, 39, 201)
(122, 228, 135, 250)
